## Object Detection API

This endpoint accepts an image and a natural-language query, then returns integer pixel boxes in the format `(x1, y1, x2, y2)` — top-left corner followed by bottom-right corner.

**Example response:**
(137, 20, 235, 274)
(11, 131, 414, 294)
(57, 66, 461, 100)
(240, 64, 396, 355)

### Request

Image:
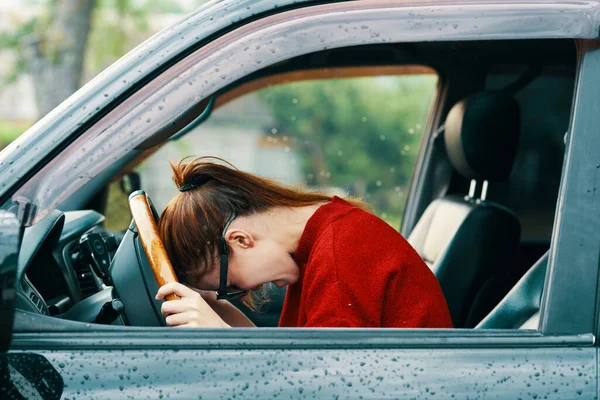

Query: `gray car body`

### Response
(2, 0, 600, 398)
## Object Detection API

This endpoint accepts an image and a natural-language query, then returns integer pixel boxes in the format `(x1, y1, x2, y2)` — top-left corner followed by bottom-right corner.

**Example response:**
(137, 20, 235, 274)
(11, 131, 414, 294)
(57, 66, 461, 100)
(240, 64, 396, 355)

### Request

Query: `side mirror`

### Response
(119, 172, 142, 195)
(0, 353, 63, 400)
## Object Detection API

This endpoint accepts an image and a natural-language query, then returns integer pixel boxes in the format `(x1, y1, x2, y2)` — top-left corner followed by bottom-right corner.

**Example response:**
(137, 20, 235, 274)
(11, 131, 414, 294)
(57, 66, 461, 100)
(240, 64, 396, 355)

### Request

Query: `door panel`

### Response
(0, 210, 22, 352)
(0, 353, 63, 400)
(17, 347, 596, 399)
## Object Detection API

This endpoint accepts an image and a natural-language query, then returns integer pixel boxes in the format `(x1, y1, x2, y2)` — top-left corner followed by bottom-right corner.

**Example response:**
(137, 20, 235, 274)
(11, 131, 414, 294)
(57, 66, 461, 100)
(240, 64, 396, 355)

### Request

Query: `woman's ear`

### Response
(225, 229, 254, 250)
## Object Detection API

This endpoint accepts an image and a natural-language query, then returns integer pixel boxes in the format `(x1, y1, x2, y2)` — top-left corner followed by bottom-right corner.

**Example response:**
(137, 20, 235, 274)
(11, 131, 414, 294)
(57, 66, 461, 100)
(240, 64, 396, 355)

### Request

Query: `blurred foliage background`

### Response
(258, 76, 436, 227)
(0, 0, 210, 145)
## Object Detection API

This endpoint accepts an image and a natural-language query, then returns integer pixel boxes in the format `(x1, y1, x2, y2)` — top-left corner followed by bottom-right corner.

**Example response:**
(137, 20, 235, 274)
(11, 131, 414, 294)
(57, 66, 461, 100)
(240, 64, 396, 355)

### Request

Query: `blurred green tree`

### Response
(0, 0, 205, 121)
(259, 75, 437, 219)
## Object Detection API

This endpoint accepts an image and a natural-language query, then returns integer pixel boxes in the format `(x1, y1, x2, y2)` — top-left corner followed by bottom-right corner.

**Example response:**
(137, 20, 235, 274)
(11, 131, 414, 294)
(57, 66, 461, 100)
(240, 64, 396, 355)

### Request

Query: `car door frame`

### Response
(6, 0, 599, 335)
(2, 1, 600, 396)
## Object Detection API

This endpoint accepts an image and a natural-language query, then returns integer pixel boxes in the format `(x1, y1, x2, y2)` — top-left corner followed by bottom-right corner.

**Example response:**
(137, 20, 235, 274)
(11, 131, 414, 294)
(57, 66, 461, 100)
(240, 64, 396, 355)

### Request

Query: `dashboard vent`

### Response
(70, 245, 98, 298)
(29, 291, 47, 315)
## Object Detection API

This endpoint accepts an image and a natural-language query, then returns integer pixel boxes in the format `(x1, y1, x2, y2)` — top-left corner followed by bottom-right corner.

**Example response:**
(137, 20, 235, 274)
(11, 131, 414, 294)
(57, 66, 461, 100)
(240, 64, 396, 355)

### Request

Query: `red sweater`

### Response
(278, 196, 453, 328)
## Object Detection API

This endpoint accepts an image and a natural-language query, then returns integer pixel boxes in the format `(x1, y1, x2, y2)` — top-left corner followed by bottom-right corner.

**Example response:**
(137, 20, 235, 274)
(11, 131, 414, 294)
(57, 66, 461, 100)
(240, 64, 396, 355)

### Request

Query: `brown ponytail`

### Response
(158, 156, 370, 302)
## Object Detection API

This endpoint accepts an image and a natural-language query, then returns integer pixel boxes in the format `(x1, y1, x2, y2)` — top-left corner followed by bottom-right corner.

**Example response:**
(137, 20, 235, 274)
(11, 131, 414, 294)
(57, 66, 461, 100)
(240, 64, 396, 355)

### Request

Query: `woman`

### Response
(155, 157, 452, 328)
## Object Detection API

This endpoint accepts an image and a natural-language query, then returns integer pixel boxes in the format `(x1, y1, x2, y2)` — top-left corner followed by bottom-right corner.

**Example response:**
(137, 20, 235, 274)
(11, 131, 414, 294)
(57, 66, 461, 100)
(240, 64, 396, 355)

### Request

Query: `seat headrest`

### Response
(444, 91, 520, 182)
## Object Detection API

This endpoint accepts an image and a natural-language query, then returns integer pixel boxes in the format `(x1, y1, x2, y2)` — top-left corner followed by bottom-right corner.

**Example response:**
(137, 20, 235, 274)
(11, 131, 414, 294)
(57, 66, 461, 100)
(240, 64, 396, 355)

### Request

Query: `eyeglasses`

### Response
(216, 212, 247, 300)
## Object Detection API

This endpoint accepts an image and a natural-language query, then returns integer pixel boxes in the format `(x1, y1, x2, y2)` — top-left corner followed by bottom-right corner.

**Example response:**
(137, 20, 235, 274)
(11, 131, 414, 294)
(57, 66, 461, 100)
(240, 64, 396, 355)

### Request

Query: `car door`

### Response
(2, 1, 600, 399)
(0, 211, 65, 399)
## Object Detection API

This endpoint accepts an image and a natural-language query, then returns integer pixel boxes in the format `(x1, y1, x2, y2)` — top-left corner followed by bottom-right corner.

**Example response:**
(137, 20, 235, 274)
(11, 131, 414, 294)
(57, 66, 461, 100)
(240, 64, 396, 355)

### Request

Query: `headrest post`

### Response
(467, 179, 477, 200)
(480, 180, 489, 201)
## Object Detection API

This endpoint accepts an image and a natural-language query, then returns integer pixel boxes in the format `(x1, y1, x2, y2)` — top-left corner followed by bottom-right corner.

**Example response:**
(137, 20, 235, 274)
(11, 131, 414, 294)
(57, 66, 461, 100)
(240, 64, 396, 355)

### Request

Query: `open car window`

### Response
(105, 67, 438, 231)
(1, 0, 595, 340)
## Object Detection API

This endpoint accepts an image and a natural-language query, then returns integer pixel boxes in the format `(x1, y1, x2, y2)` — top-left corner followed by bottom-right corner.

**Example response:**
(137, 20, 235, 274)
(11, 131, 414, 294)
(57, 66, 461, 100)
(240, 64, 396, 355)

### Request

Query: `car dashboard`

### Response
(16, 209, 120, 321)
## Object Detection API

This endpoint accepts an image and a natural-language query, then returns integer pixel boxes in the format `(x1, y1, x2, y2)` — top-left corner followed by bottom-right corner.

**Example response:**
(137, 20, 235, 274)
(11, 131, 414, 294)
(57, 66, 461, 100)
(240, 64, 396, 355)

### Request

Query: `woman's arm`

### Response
(156, 282, 255, 328)
(193, 289, 256, 328)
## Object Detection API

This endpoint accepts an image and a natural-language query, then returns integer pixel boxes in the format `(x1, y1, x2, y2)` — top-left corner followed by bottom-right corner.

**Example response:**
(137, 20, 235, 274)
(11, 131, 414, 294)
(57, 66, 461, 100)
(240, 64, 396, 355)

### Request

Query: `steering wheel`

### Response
(128, 191, 179, 301)
(106, 190, 180, 326)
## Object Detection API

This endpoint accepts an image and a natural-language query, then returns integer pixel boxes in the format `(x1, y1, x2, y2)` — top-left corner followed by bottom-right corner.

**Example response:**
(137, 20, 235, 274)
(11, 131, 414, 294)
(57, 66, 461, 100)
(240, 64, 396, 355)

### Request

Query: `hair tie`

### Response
(179, 174, 214, 192)
(179, 183, 197, 192)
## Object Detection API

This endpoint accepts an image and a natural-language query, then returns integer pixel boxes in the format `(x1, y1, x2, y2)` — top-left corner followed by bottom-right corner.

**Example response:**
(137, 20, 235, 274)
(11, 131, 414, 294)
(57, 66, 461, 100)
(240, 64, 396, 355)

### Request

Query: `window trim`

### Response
(214, 65, 436, 108)
(539, 39, 600, 337)
(10, 310, 596, 350)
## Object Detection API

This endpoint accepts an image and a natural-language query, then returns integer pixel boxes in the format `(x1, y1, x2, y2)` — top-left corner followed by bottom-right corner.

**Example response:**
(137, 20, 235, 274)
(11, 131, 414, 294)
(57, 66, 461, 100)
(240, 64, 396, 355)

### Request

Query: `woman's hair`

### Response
(158, 156, 369, 307)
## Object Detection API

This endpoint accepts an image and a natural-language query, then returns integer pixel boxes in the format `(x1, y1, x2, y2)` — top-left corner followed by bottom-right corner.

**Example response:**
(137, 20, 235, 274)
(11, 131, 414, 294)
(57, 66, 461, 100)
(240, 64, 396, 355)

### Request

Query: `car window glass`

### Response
(105, 71, 438, 231)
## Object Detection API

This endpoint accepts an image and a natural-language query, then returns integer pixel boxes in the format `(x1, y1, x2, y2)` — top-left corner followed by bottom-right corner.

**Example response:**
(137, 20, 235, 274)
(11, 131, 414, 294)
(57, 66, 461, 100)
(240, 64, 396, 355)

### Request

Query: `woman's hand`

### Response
(155, 282, 230, 328)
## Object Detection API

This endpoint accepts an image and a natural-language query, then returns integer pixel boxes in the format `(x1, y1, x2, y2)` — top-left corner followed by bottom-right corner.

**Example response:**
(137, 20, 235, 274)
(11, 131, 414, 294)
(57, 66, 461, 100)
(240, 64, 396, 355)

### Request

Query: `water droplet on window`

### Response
(394, 186, 401, 192)
(390, 167, 396, 172)
(409, 128, 415, 134)
(416, 124, 422, 129)
(361, 116, 367, 122)
(290, 116, 296, 121)
(292, 98, 298, 104)
(326, 172, 331, 178)
(284, 146, 290, 153)
(337, 150, 343, 156)
(271, 128, 278, 134)
(382, 213, 387, 218)
(283, 136, 289, 142)
(404, 145, 410, 151)
(376, 181, 382, 186)
(380, 135, 386, 141)
(319, 171, 326, 177)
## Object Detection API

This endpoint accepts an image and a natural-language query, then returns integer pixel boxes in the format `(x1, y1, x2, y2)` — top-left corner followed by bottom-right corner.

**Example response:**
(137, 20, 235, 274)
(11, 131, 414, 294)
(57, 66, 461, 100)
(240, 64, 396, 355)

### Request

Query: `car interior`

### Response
(11, 38, 575, 332)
